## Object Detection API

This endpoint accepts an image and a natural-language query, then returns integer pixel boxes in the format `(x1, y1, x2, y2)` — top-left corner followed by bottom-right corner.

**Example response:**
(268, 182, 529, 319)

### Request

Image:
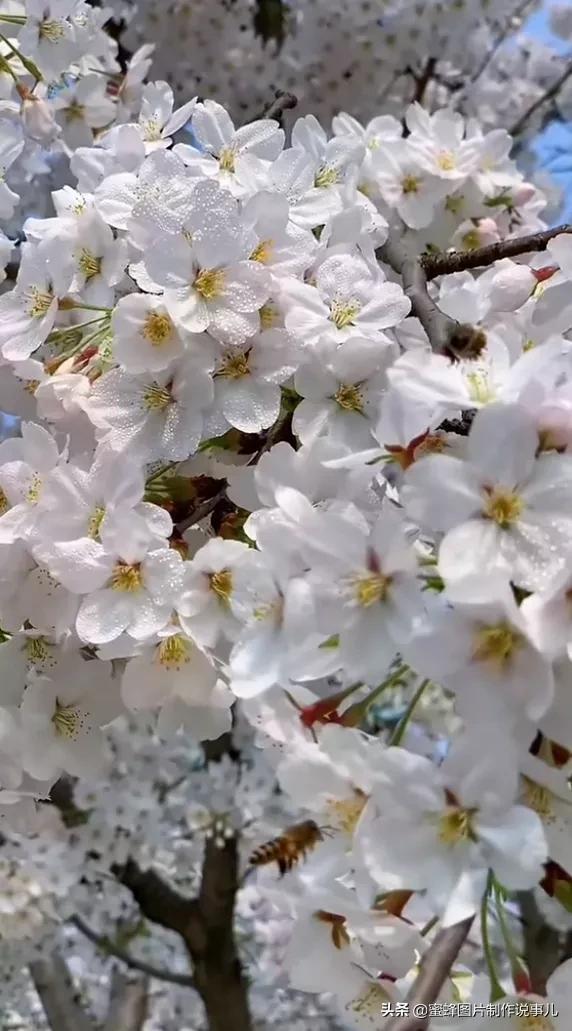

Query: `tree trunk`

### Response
(188, 835, 252, 1031)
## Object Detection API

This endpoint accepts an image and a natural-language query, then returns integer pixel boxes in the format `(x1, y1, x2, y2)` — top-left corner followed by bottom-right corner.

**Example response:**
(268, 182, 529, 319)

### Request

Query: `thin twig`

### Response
(422, 223, 572, 279)
(72, 916, 196, 988)
(261, 89, 297, 123)
(459, 0, 535, 96)
(176, 482, 228, 534)
(410, 58, 437, 105)
(510, 57, 572, 137)
(384, 917, 475, 1031)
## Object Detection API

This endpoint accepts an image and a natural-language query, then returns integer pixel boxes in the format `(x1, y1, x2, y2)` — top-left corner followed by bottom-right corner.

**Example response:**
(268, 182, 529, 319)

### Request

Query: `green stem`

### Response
(0, 15, 27, 24)
(481, 873, 505, 1001)
(494, 884, 529, 989)
(389, 677, 430, 746)
(0, 54, 19, 83)
(0, 33, 42, 81)
(342, 663, 409, 725)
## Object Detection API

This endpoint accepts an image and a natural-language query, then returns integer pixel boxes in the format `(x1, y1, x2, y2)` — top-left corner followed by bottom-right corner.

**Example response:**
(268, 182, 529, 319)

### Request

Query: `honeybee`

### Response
(249, 819, 325, 876)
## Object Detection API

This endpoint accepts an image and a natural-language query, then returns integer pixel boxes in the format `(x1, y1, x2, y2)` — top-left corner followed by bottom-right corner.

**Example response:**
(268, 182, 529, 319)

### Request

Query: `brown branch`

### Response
(422, 224, 572, 280)
(510, 58, 572, 137)
(30, 952, 96, 1031)
(176, 482, 228, 534)
(72, 915, 196, 988)
(377, 237, 486, 359)
(385, 917, 474, 1031)
(261, 89, 298, 123)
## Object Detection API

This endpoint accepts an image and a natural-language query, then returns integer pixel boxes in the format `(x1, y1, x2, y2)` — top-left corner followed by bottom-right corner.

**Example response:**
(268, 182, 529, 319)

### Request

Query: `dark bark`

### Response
(422, 224, 572, 280)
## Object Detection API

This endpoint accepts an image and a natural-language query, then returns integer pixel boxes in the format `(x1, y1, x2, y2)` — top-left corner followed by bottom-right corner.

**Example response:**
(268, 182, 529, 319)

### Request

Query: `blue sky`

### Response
(528, 4, 572, 219)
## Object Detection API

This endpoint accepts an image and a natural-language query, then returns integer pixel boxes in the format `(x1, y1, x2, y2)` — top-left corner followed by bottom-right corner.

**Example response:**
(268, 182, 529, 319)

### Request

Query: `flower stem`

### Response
(389, 677, 430, 746)
(494, 883, 530, 992)
(0, 33, 42, 81)
(481, 873, 505, 1001)
(341, 663, 409, 726)
(0, 15, 27, 24)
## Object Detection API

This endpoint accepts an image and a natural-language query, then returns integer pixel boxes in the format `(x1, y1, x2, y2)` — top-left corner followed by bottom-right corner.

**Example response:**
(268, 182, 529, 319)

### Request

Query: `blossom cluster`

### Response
(117, 0, 572, 132)
(2, 2, 572, 1029)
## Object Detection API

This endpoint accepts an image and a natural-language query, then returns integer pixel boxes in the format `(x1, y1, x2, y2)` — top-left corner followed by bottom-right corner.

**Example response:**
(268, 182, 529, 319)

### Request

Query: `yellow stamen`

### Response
(40, 19, 65, 41)
(218, 351, 250, 379)
(315, 165, 340, 188)
(334, 384, 363, 412)
(143, 383, 172, 412)
(437, 150, 456, 171)
(25, 286, 53, 319)
(250, 239, 274, 264)
(472, 622, 523, 668)
(157, 634, 191, 671)
(219, 147, 236, 173)
(87, 506, 105, 541)
(482, 487, 523, 527)
(325, 791, 367, 834)
(438, 806, 475, 846)
(354, 573, 392, 607)
(52, 701, 85, 740)
(209, 569, 233, 605)
(402, 174, 420, 194)
(143, 311, 174, 347)
(193, 268, 226, 300)
(111, 562, 142, 592)
(26, 474, 42, 504)
(330, 300, 360, 330)
(78, 249, 102, 281)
